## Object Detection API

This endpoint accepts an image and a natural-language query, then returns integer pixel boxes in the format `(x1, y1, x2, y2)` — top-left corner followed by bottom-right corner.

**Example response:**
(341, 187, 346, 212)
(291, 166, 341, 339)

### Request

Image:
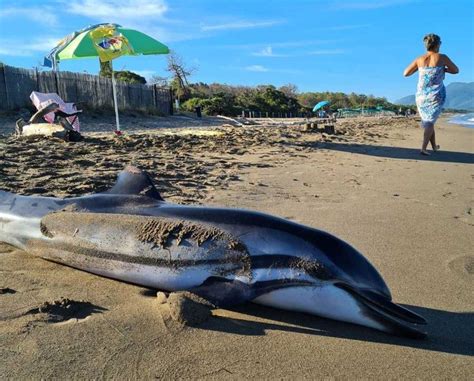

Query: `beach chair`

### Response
(30, 91, 82, 132)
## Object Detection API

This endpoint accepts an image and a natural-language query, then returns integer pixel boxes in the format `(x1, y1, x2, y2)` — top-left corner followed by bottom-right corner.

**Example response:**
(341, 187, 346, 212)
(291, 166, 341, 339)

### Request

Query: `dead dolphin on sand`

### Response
(0, 166, 426, 338)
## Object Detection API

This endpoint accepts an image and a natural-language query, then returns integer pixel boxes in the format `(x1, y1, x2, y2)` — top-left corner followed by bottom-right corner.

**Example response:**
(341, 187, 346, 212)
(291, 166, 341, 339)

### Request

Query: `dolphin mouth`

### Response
(335, 283, 427, 339)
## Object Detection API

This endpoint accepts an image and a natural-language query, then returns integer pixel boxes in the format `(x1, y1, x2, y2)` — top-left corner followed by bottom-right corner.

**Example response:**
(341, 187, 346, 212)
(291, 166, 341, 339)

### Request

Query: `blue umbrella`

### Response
(313, 100, 330, 112)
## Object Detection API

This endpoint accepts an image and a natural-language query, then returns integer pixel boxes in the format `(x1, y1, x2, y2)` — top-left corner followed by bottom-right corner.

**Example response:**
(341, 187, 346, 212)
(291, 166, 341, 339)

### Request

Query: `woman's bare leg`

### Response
(430, 128, 440, 151)
(421, 123, 434, 155)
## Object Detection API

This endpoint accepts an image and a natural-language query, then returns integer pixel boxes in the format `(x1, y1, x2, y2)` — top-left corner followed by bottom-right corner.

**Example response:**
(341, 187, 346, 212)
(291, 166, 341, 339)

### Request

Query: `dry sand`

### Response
(0, 115, 473, 379)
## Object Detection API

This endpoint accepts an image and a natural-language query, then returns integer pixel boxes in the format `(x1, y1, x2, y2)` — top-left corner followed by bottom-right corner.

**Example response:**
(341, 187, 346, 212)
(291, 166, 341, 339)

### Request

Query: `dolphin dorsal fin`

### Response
(107, 166, 163, 201)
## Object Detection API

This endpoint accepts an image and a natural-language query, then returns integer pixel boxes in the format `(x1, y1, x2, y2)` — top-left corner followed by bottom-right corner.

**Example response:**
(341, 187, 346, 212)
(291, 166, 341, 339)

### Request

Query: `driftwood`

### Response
(216, 115, 244, 127)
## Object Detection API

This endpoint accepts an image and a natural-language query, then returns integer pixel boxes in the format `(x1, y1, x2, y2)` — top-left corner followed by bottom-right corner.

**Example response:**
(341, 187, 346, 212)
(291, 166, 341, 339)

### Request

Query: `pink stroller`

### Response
(30, 91, 82, 132)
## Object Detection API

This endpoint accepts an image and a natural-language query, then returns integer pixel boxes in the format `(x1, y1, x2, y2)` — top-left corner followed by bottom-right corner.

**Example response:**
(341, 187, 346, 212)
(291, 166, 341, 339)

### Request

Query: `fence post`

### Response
(54, 70, 59, 95)
(2, 65, 10, 109)
(169, 88, 173, 115)
(35, 67, 40, 92)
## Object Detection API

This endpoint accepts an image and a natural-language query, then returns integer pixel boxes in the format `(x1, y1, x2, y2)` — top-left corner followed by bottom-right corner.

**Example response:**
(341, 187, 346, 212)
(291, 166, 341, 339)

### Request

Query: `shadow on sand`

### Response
(197, 303, 473, 356)
(293, 141, 474, 164)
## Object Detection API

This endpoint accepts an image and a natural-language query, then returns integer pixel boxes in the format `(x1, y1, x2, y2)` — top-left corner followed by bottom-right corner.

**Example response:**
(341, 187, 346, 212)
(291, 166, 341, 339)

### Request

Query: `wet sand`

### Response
(0, 115, 473, 379)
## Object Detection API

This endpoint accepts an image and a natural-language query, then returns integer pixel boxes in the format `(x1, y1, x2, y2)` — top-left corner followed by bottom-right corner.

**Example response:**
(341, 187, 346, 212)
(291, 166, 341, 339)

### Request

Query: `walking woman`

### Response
(403, 34, 459, 155)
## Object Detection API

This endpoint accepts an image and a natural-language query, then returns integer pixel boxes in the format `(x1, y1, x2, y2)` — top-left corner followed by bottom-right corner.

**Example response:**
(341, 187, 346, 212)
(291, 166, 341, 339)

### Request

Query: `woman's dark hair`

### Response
(423, 34, 441, 51)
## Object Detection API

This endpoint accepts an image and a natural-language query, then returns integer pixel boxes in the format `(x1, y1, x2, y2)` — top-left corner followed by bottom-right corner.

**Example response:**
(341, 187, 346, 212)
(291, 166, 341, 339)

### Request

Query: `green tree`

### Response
(166, 51, 195, 102)
(99, 60, 146, 84)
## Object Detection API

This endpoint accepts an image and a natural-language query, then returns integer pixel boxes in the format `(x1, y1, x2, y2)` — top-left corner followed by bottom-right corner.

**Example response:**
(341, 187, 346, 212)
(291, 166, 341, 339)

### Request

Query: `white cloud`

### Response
(219, 39, 340, 50)
(242, 65, 301, 75)
(0, 7, 58, 26)
(330, 0, 412, 10)
(133, 70, 157, 79)
(256, 47, 274, 57)
(201, 20, 283, 32)
(252, 46, 288, 57)
(308, 49, 345, 55)
(245, 65, 269, 72)
(134, 25, 198, 43)
(67, 0, 168, 19)
(0, 37, 62, 57)
(65, 1, 201, 43)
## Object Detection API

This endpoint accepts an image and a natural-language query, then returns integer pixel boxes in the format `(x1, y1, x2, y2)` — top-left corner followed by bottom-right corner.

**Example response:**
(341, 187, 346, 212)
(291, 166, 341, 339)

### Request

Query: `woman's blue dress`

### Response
(415, 66, 446, 127)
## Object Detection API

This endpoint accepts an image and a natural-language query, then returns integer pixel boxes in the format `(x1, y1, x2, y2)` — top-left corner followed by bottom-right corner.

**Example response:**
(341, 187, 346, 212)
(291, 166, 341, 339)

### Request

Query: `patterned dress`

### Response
(416, 66, 446, 127)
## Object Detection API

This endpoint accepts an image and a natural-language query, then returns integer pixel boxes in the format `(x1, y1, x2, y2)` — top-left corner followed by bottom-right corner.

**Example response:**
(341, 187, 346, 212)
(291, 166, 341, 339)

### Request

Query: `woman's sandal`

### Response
(433, 145, 440, 152)
(420, 150, 431, 156)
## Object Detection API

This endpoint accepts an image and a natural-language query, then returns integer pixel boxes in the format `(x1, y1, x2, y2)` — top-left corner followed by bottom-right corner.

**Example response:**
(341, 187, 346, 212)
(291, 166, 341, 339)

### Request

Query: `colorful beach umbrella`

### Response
(44, 23, 169, 133)
(312, 100, 330, 112)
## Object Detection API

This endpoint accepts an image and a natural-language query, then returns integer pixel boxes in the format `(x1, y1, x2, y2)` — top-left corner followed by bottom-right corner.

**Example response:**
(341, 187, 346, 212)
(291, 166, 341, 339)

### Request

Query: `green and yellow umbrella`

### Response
(44, 23, 169, 133)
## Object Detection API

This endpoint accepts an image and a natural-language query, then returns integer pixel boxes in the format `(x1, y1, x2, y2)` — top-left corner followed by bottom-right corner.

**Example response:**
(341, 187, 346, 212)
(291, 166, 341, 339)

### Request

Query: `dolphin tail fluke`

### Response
(336, 283, 427, 339)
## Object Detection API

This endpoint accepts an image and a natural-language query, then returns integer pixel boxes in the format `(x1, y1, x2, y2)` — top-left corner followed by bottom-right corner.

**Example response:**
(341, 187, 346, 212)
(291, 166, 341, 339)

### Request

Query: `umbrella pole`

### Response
(110, 60, 120, 132)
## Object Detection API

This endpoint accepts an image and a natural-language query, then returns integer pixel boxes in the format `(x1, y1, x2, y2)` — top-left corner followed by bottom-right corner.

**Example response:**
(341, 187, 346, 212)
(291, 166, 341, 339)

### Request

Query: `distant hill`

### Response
(396, 82, 474, 110)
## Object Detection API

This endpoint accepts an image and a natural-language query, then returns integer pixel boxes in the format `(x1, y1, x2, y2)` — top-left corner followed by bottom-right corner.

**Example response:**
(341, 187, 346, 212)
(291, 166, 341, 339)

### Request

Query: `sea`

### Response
(448, 113, 474, 128)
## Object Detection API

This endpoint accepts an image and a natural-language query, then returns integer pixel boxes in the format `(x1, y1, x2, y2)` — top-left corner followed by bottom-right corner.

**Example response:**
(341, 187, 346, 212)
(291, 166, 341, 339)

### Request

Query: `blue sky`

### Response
(0, 0, 473, 101)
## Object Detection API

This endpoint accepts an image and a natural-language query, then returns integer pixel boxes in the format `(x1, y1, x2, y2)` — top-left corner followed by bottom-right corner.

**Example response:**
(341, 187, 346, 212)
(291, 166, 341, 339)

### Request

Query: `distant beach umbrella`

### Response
(44, 23, 169, 134)
(312, 100, 330, 112)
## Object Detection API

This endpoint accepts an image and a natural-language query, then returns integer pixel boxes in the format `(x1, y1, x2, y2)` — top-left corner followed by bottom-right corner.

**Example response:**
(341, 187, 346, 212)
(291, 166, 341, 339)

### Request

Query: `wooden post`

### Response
(169, 88, 173, 115)
(324, 125, 335, 134)
(35, 67, 40, 92)
(54, 69, 60, 96)
(3, 65, 10, 109)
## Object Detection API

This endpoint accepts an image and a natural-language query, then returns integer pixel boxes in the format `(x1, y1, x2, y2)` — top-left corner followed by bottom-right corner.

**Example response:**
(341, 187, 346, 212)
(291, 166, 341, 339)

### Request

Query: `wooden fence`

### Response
(0, 65, 172, 115)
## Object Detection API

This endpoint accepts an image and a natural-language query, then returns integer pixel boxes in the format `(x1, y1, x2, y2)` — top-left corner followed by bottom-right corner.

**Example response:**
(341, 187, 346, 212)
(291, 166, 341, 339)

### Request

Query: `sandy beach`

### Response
(0, 115, 473, 379)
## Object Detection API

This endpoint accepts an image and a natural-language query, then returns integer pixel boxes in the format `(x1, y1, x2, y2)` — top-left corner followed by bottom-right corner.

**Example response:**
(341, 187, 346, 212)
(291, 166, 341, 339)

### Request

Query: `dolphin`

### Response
(0, 166, 426, 338)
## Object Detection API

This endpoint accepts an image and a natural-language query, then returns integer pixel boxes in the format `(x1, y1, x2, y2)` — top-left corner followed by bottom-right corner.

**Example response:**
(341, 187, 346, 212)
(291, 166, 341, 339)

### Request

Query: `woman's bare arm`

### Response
(443, 55, 459, 74)
(403, 58, 418, 77)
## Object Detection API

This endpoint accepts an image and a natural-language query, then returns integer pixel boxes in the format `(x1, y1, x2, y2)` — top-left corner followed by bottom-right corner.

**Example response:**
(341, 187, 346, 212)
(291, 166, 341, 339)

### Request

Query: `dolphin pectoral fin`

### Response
(358, 288, 427, 325)
(336, 283, 427, 339)
(189, 277, 314, 309)
(106, 165, 163, 201)
(188, 277, 254, 308)
(336, 283, 427, 325)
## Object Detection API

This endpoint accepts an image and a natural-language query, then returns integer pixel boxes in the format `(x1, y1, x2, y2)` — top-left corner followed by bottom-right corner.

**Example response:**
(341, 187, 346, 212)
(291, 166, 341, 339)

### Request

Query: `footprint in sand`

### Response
(448, 256, 474, 280)
(24, 298, 107, 324)
(0, 243, 15, 253)
(454, 206, 474, 226)
(0, 287, 16, 294)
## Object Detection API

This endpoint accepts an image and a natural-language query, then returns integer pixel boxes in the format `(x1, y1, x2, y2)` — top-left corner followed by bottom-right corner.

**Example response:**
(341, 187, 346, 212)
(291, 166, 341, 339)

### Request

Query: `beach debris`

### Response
(156, 291, 168, 304)
(15, 95, 82, 141)
(216, 115, 244, 126)
(324, 125, 335, 134)
(166, 291, 213, 326)
(30, 91, 82, 131)
(0, 287, 16, 294)
(25, 298, 105, 323)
